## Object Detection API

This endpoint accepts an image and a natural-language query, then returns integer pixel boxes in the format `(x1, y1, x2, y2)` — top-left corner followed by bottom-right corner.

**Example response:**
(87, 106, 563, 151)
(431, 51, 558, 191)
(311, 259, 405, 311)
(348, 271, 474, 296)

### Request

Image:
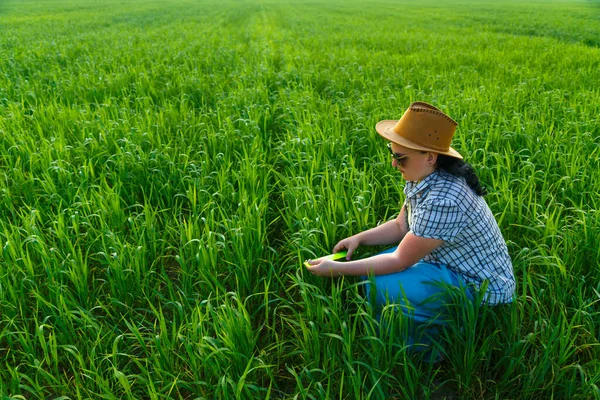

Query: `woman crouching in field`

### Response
(307, 102, 516, 349)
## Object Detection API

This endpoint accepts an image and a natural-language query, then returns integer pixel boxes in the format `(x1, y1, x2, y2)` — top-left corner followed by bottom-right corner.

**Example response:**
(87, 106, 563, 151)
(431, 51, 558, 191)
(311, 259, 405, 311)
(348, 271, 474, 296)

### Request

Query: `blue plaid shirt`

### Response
(404, 169, 515, 305)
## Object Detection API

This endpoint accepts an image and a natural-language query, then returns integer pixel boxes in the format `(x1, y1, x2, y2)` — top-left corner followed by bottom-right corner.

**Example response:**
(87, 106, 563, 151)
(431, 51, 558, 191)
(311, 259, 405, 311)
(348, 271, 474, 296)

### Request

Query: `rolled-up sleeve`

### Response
(410, 197, 467, 242)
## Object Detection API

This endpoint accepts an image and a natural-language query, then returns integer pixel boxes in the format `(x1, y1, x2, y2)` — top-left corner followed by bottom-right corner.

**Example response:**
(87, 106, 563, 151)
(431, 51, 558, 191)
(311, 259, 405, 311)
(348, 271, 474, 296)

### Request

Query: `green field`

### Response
(1, 0, 600, 398)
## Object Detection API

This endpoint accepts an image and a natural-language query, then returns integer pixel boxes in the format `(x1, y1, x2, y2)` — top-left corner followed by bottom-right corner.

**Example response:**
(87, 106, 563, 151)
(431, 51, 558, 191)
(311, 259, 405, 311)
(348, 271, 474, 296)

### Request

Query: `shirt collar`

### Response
(404, 169, 442, 199)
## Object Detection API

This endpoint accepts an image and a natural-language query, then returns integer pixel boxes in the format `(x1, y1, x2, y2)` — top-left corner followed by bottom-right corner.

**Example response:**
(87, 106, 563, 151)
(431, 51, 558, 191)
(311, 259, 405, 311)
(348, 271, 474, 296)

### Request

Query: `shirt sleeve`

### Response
(410, 197, 467, 242)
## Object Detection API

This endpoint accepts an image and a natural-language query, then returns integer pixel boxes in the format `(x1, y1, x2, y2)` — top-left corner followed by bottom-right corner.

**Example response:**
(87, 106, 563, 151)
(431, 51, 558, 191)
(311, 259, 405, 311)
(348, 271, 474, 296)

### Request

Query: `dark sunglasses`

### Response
(387, 142, 420, 165)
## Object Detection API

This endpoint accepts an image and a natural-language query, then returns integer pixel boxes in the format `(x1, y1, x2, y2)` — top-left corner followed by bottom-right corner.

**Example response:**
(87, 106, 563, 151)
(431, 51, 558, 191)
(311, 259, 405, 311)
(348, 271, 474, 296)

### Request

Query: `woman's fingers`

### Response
(345, 243, 356, 260)
(332, 240, 346, 254)
(333, 237, 359, 260)
(306, 257, 325, 267)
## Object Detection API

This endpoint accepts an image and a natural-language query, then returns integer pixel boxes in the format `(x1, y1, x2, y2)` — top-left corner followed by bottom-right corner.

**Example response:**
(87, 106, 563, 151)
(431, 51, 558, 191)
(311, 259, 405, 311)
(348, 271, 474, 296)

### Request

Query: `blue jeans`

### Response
(362, 246, 473, 356)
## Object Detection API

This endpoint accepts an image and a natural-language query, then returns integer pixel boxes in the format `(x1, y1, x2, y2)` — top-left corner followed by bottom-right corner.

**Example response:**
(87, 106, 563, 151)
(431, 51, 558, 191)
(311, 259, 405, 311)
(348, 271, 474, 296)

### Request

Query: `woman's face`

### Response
(389, 142, 437, 182)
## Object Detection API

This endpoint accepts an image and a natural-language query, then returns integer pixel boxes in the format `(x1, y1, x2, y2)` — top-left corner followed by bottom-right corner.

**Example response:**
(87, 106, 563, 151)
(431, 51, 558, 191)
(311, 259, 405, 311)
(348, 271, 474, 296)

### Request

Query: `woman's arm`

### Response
(308, 232, 443, 276)
(332, 205, 410, 258)
(356, 205, 409, 246)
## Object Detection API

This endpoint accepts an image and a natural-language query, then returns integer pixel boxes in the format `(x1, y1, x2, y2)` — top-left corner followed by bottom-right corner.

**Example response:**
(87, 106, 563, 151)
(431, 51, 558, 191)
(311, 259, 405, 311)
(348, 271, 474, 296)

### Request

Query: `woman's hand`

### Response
(332, 235, 361, 260)
(305, 259, 341, 277)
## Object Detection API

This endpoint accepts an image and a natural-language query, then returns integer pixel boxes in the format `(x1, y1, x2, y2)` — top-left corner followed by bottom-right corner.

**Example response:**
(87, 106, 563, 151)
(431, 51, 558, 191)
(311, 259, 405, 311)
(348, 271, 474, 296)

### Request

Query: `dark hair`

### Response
(436, 155, 487, 196)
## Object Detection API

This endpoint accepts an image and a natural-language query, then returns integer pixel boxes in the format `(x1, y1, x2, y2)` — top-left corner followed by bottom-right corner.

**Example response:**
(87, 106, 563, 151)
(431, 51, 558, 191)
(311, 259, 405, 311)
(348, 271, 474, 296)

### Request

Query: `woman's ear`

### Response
(427, 152, 438, 166)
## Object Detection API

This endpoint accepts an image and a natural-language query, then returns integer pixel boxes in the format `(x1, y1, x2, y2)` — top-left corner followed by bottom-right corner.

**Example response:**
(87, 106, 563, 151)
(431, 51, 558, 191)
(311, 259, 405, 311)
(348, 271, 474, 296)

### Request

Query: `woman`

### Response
(307, 102, 516, 327)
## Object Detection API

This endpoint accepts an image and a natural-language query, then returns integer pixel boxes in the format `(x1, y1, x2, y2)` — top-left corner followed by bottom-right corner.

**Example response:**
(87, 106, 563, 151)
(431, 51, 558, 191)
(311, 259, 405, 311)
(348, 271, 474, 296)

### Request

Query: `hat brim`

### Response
(376, 120, 463, 159)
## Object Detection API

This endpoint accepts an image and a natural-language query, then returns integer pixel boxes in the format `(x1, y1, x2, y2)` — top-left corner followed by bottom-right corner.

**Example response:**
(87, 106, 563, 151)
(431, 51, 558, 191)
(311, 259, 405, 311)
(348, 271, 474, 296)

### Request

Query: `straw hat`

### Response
(376, 102, 463, 159)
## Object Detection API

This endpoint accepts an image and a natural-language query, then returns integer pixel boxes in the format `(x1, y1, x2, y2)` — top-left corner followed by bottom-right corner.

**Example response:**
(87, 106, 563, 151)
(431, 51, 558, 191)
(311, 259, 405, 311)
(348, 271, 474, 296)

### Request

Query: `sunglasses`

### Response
(387, 142, 420, 165)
